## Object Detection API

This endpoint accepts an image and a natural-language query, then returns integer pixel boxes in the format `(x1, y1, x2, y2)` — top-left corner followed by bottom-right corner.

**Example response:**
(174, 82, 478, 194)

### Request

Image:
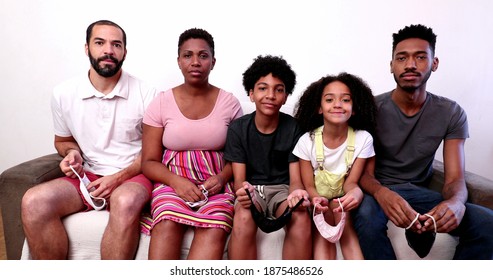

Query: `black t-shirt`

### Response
(224, 112, 303, 185)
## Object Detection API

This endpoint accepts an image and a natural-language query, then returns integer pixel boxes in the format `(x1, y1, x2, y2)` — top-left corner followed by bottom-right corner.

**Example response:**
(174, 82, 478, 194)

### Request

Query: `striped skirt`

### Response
(140, 150, 235, 235)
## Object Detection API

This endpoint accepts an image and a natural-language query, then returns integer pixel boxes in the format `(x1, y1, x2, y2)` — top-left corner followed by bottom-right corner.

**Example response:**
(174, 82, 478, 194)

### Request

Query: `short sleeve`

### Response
(223, 120, 247, 163)
(446, 102, 469, 140)
(143, 92, 165, 128)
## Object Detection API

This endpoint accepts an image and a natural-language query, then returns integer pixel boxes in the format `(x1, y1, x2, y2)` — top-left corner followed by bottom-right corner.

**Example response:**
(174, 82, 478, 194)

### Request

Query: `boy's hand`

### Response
(236, 181, 255, 209)
(287, 189, 310, 208)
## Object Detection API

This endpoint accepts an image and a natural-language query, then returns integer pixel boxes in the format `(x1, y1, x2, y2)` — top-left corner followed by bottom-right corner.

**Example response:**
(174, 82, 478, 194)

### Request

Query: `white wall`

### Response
(1, 0, 492, 181)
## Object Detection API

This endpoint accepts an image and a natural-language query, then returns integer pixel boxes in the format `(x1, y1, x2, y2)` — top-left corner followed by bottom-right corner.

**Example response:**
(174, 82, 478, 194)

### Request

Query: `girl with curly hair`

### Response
(292, 72, 376, 259)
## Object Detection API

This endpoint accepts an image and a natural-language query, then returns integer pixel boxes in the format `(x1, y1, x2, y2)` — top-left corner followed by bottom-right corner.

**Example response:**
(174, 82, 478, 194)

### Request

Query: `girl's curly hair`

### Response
(293, 72, 377, 136)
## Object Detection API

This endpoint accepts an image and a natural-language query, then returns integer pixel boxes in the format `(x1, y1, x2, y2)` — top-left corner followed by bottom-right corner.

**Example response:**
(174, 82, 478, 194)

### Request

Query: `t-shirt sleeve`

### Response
(143, 92, 164, 127)
(228, 93, 244, 121)
(446, 103, 469, 140)
(223, 120, 246, 163)
(358, 131, 375, 159)
(287, 120, 303, 162)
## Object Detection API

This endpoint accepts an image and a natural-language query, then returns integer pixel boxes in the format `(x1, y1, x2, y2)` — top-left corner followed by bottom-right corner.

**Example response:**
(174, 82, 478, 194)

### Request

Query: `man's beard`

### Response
(88, 50, 124, 78)
(394, 69, 432, 93)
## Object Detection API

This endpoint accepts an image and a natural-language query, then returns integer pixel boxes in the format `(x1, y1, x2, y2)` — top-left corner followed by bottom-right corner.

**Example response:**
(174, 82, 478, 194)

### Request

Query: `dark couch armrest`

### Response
(431, 160, 493, 210)
(0, 153, 63, 259)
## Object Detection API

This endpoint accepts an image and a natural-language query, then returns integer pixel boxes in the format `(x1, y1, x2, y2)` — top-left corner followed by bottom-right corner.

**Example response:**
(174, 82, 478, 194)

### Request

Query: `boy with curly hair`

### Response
(224, 55, 311, 259)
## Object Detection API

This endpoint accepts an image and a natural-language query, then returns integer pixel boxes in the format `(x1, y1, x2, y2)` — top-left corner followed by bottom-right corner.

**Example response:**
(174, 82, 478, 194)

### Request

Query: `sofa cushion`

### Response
(20, 210, 457, 260)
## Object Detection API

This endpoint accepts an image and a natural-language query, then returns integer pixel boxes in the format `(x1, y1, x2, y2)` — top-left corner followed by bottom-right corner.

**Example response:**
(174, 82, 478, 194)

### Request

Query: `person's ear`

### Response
(211, 57, 216, 70)
(431, 57, 439, 72)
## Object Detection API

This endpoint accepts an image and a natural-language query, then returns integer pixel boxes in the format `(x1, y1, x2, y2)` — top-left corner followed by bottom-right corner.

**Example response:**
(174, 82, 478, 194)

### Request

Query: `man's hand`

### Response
(60, 149, 83, 177)
(374, 187, 421, 230)
(423, 199, 465, 233)
(87, 173, 123, 199)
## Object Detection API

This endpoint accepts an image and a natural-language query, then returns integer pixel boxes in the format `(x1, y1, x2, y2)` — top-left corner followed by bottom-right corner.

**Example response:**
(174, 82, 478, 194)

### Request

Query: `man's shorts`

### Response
(61, 172, 152, 211)
(253, 184, 289, 219)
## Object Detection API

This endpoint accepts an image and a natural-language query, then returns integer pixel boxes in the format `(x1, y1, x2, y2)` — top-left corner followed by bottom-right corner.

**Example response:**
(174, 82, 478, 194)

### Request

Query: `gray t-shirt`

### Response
(374, 91, 469, 186)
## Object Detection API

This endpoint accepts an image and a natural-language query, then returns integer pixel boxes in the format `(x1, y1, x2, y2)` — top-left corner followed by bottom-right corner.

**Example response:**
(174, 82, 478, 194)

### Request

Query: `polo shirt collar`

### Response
(80, 71, 129, 100)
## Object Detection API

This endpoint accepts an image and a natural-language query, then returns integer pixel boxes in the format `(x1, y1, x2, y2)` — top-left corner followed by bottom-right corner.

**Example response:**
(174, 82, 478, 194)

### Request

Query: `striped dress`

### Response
(140, 88, 243, 235)
(140, 150, 235, 235)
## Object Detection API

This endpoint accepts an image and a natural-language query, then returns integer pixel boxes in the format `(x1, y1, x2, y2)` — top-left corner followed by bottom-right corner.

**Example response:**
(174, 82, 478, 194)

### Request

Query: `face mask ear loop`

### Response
(313, 203, 321, 218)
(245, 188, 259, 211)
(424, 214, 437, 233)
(336, 198, 344, 212)
(314, 198, 343, 217)
(405, 213, 420, 230)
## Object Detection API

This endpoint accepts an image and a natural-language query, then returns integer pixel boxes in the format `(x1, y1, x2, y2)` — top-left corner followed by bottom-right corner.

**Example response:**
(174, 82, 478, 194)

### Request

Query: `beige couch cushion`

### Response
(21, 210, 457, 260)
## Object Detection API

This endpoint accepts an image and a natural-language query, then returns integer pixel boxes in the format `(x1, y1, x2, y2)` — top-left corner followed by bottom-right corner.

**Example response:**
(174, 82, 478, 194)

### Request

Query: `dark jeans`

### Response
(352, 183, 493, 259)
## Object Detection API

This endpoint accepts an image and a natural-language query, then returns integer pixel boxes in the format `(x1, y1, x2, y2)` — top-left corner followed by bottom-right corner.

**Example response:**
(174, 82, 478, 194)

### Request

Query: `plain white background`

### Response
(1, 0, 492, 181)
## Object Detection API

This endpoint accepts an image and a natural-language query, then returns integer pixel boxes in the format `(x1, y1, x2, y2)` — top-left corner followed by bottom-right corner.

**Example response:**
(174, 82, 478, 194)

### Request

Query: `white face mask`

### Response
(70, 165, 106, 211)
(313, 198, 346, 243)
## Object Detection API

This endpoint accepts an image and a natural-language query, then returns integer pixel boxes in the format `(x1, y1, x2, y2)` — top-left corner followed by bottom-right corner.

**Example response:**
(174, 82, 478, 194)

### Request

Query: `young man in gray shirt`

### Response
(353, 24, 493, 260)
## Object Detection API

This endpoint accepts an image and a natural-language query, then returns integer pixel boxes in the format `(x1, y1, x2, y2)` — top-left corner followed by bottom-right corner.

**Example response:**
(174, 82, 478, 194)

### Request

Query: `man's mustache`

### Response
(98, 55, 118, 64)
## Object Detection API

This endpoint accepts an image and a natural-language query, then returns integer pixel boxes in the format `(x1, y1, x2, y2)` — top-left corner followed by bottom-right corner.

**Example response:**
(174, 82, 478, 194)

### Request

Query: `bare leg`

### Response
(188, 227, 227, 259)
(313, 233, 337, 259)
(282, 201, 312, 260)
(21, 179, 84, 259)
(227, 203, 257, 259)
(100, 182, 150, 259)
(339, 215, 364, 260)
(148, 220, 187, 259)
(313, 206, 337, 259)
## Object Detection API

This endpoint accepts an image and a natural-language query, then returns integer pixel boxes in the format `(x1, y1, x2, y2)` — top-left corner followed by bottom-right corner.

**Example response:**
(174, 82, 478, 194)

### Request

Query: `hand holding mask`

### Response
(313, 198, 346, 243)
(246, 189, 304, 233)
(405, 213, 437, 258)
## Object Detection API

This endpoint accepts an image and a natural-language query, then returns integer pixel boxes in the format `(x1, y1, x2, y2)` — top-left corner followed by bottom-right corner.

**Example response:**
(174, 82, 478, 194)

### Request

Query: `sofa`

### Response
(1, 152, 492, 260)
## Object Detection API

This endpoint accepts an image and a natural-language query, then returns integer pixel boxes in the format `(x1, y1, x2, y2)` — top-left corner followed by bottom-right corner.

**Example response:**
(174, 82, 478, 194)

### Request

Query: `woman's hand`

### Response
(203, 175, 224, 196)
(172, 178, 206, 202)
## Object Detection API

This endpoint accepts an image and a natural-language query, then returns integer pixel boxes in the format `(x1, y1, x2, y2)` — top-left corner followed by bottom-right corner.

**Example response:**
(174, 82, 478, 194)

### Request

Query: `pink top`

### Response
(144, 88, 243, 151)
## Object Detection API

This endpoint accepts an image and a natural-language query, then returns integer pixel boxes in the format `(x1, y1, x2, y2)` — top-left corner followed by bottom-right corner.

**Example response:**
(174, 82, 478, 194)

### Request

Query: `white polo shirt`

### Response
(51, 71, 158, 175)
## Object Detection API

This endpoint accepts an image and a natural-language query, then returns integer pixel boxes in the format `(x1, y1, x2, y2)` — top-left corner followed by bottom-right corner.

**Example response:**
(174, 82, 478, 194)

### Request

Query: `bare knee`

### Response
(287, 210, 312, 239)
(231, 206, 256, 238)
(109, 185, 149, 219)
(22, 187, 57, 223)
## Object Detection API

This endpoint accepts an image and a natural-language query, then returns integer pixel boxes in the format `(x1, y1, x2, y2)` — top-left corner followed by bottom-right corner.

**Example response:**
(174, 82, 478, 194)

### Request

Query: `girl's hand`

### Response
(313, 196, 329, 212)
(333, 187, 363, 212)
